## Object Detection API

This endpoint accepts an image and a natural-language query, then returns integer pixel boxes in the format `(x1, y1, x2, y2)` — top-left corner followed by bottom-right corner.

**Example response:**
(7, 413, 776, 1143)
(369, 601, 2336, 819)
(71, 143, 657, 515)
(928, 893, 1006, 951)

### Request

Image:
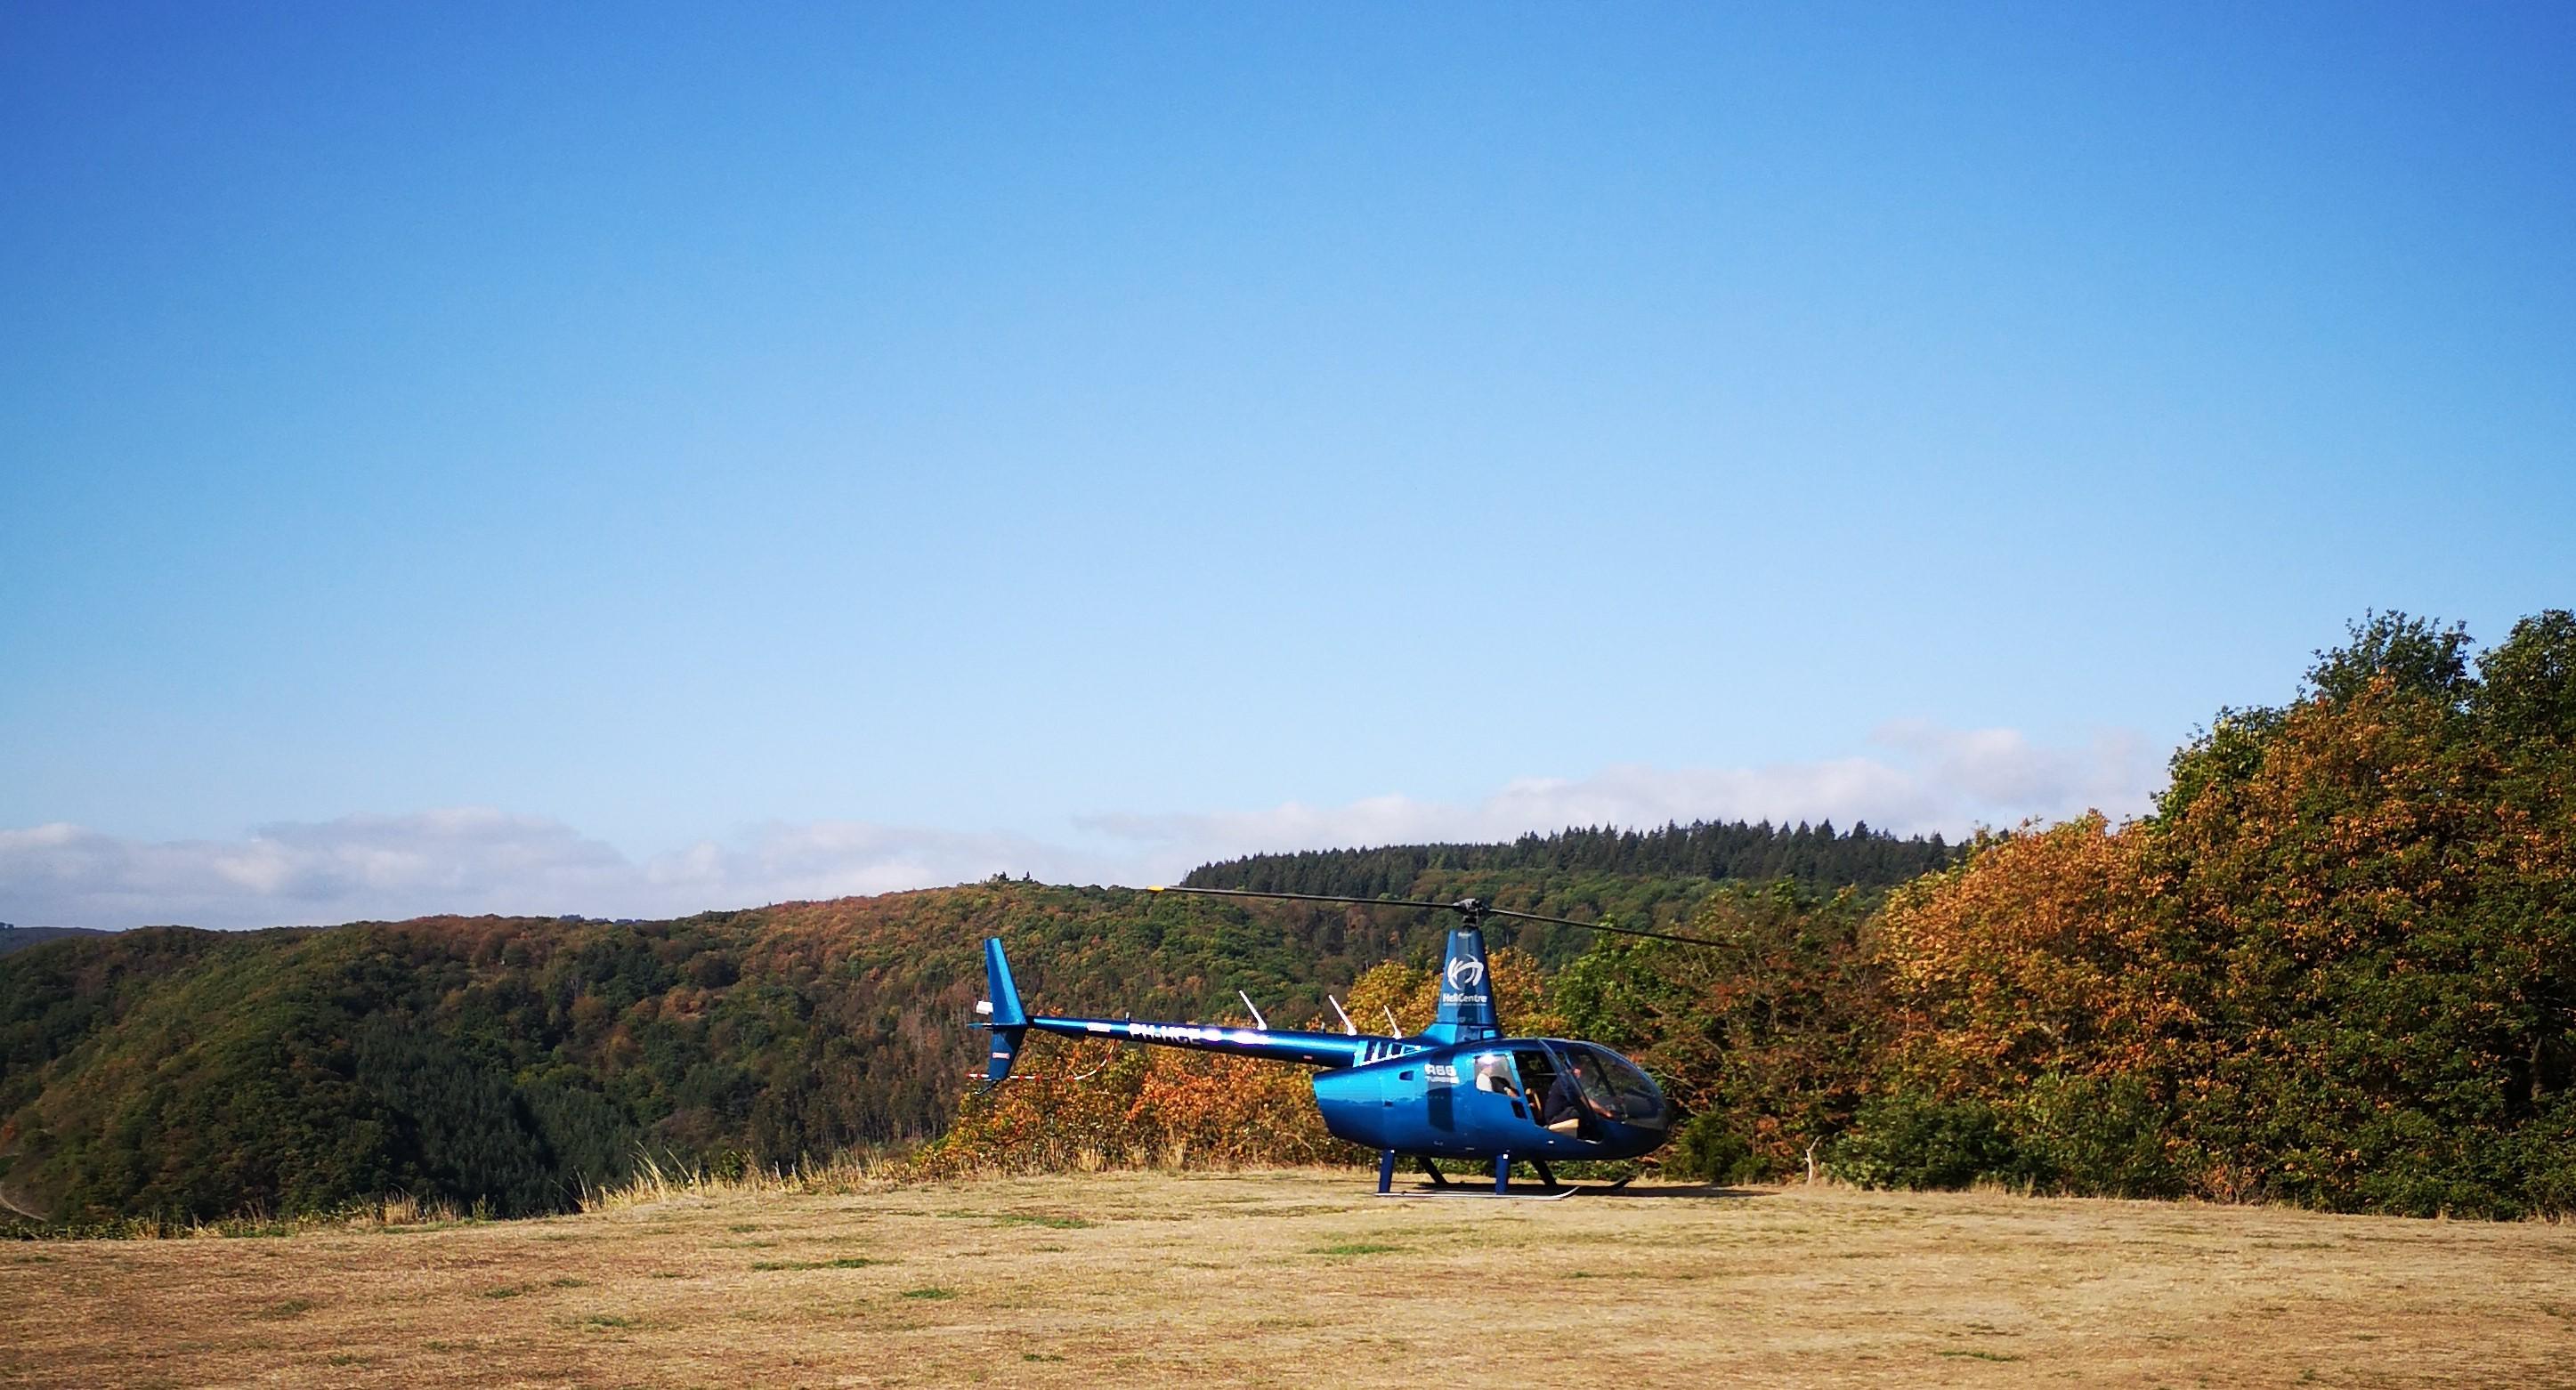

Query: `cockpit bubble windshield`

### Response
(1559, 1044, 1667, 1126)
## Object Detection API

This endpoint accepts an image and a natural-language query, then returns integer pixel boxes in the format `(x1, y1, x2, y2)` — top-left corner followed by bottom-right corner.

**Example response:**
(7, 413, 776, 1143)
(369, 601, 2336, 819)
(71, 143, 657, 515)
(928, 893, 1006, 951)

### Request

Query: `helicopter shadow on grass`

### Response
(1582, 1184, 1773, 1201)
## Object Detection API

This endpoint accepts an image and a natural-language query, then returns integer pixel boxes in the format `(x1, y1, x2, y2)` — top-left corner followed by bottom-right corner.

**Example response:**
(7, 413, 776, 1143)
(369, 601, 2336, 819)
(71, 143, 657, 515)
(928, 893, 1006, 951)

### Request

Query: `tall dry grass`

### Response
(573, 1148, 903, 1213)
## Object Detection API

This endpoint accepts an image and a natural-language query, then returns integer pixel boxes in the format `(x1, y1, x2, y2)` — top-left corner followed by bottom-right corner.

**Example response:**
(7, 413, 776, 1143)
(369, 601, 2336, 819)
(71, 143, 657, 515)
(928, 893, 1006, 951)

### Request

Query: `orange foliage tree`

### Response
(1876, 814, 2191, 1096)
(1857, 611, 2576, 1214)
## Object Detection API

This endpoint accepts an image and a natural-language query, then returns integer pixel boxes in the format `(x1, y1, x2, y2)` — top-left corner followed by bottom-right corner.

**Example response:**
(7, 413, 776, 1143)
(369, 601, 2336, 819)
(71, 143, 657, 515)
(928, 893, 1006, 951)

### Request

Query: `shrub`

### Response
(2005, 1072, 2181, 1199)
(1832, 1093, 2016, 1190)
(1667, 1113, 1765, 1184)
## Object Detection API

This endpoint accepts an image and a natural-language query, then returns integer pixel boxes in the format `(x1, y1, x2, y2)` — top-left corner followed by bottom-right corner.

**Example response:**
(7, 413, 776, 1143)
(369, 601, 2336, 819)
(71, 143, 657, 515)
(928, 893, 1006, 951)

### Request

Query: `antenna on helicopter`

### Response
(1236, 990, 1268, 1030)
(1327, 995, 1357, 1036)
(1141, 884, 1728, 948)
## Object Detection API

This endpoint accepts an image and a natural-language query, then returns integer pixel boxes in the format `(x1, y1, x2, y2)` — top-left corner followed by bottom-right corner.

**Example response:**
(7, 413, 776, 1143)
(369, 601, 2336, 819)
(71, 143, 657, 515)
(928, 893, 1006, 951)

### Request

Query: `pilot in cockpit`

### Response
(1535, 1068, 1585, 1135)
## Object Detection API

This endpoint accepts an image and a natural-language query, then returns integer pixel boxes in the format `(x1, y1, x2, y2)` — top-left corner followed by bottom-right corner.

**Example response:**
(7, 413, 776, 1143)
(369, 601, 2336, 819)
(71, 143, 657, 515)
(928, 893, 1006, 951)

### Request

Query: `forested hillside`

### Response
(0, 860, 1745, 1225)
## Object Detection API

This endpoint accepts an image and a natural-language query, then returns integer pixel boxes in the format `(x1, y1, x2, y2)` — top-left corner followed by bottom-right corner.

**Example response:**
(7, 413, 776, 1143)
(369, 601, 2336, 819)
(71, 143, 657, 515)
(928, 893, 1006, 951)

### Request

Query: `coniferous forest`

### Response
(4, 610, 2571, 1224)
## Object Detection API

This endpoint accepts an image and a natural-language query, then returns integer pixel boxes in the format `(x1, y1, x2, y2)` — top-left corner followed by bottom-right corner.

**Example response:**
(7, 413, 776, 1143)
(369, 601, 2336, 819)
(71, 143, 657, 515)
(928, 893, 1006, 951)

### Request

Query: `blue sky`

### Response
(4, 3, 2572, 927)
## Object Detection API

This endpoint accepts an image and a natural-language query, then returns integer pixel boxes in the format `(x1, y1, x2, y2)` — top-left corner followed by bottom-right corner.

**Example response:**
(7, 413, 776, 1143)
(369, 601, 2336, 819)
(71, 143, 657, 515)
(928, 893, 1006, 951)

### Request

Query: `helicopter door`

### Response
(1514, 1046, 1589, 1140)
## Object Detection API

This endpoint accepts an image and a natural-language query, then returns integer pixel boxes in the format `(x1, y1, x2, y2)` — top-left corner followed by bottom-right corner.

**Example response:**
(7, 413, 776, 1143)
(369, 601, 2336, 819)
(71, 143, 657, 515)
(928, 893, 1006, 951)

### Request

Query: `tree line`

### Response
(1187, 817, 1956, 900)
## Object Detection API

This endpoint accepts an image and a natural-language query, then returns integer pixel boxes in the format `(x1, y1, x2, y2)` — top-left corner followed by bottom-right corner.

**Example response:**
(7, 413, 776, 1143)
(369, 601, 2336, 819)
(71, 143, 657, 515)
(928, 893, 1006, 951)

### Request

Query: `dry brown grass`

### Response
(4, 1170, 2572, 1387)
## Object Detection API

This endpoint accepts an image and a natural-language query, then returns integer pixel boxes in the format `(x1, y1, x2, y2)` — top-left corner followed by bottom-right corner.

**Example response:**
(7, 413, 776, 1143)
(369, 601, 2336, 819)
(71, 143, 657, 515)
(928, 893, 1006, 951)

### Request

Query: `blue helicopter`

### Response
(975, 885, 1709, 1196)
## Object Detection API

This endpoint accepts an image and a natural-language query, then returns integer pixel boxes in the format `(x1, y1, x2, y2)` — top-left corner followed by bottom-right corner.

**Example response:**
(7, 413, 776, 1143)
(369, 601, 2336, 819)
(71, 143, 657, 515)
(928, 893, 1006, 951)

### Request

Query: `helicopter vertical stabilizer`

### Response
(1423, 925, 1501, 1044)
(978, 938, 1030, 1087)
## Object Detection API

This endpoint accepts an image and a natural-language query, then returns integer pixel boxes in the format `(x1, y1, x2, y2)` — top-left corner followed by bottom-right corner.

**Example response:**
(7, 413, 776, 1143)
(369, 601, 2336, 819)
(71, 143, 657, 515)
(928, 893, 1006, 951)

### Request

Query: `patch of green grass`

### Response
(476, 1275, 587, 1298)
(1308, 1242, 1404, 1257)
(751, 1257, 884, 1271)
(253, 1298, 313, 1320)
(1936, 1350, 2022, 1362)
(936, 1209, 1094, 1229)
(900, 1286, 957, 1300)
(1023, 1352, 1067, 1362)
(11, 1254, 58, 1265)
(325, 1353, 372, 1367)
(727, 1223, 761, 1232)
(577, 1313, 643, 1329)
(369, 1218, 481, 1237)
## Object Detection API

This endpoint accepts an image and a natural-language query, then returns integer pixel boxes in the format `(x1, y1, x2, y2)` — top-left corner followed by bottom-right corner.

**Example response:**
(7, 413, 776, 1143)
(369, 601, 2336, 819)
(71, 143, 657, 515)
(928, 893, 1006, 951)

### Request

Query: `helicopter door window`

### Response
(1516, 1047, 1585, 1137)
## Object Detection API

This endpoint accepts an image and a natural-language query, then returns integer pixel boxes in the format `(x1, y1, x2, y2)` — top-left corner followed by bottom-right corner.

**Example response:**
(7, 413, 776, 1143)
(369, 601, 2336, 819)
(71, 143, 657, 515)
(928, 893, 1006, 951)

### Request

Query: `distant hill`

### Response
(0, 925, 114, 958)
(1188, 819, 1956, 899)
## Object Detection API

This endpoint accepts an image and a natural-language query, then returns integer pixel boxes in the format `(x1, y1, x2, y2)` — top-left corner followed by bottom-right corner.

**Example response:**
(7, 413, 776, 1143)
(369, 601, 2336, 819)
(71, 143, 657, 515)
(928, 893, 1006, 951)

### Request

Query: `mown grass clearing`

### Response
(1, 1170, 2570, 1386)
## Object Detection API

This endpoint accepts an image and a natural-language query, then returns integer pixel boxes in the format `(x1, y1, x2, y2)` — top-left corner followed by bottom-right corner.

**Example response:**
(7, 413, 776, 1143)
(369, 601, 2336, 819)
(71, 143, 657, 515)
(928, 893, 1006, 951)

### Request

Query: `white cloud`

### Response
(0, 723, 2161, 930)
(0, 812, 1070, 932)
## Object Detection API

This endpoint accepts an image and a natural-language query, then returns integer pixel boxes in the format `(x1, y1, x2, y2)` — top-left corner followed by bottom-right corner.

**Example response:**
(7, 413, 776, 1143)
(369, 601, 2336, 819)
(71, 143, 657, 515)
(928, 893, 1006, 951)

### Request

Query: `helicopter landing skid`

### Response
(1374, 1184, 1580, 1201)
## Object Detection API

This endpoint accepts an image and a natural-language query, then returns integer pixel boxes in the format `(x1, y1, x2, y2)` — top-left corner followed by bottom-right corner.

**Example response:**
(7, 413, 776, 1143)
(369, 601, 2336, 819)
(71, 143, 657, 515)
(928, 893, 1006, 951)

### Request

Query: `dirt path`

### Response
(3, 1171, 2572, 1387)
(0, 1177, 45, 1224)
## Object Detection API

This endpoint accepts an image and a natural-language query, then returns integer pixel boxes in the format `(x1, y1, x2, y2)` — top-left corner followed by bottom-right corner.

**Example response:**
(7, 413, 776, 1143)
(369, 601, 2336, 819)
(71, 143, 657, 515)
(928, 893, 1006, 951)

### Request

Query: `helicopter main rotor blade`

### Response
(1483, 909, 1727, 949)
(1143, 885, 1461, 913)
(1142, 884, 1726, 948)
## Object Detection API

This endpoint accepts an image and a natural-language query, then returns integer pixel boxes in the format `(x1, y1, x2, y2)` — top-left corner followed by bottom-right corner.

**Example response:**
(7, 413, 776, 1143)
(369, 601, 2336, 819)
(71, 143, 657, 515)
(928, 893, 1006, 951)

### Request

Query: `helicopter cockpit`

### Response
(1475, 1041, 1667, 1142)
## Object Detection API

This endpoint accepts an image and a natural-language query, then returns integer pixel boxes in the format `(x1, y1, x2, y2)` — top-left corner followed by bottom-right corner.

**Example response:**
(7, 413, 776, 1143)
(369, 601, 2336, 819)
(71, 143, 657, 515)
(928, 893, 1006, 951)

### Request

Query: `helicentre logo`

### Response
(1446, 957, 1486, 990)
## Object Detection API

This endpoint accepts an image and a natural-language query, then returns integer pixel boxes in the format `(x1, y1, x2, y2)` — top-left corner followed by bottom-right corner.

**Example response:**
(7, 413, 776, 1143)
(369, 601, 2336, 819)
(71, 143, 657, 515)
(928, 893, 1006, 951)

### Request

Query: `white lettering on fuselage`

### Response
(1122, 1022, 1263, 1046)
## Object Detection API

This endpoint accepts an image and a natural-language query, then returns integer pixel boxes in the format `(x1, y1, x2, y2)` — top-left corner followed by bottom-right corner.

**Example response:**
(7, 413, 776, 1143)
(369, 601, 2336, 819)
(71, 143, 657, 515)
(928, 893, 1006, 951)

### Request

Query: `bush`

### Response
(1667, 1113, 1766, 1184)
(1832, 1093, 2016, 1190)
(2007, 1072, 2181, 1199)
(2519, 1097, 2576, 1221)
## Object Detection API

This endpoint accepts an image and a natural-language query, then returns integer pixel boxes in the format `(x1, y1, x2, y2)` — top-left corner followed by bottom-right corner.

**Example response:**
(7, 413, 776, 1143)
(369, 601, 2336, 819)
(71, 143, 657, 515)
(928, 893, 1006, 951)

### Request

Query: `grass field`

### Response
(4, 1170, 2572, 1387)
